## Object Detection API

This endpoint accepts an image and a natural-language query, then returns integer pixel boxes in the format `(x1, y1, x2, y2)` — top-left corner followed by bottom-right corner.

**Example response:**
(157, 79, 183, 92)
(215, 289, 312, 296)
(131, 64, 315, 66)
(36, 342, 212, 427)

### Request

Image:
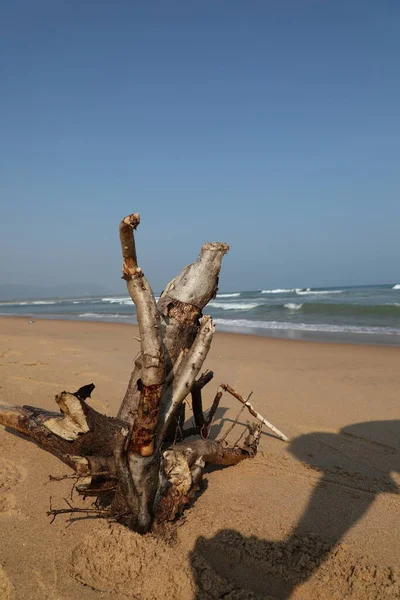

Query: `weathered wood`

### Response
(155, 424, 261, 523)
(182, 381, 222, 440)
(157, 316, 215, 444)
(172, 423, 261, 466)
(0, 214, 264, 535)
(0, 389, 124, 470)
(118, 241, 229, 426)
(119, 213, 166, 456)
(191, 370, 214, 434)
(117, 214, 169, 529)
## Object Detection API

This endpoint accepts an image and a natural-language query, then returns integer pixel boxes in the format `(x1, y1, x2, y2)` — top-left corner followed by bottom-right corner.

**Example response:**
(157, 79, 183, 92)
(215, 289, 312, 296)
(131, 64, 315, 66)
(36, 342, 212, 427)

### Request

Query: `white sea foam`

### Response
(393, 284, 400, 290)
(80, 313, 110, 317)
(261, 288, 297, 294)
(6, 300, 59, 305)
(0, 300, 59, 306)
(101, 297, 133, 305)
(217, 293, 241, 298)
(284, 303, 303, 310)
(100, 296, 159, 304)
(208, 302, 259, 310)
(295, 289, 342, 296)
(214, 318, 400, 336)
(0, 301, 29, 306)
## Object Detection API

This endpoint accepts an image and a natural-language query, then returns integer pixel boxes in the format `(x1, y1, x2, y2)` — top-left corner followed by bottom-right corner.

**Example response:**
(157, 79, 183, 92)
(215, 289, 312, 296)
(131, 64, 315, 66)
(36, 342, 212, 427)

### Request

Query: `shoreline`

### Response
(2, 313, 400, 348)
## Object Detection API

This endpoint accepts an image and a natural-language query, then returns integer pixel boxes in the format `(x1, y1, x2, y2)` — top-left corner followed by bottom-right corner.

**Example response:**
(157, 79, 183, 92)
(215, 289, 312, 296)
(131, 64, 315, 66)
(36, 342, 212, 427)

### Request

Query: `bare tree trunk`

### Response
(0, 213, 262, 534)
(118, 240, 229, 426)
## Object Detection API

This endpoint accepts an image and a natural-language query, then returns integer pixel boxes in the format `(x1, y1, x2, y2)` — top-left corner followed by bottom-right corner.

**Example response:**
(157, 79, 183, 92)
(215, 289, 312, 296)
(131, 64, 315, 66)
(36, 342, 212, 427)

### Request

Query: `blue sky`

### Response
(1, 0, 399, 293)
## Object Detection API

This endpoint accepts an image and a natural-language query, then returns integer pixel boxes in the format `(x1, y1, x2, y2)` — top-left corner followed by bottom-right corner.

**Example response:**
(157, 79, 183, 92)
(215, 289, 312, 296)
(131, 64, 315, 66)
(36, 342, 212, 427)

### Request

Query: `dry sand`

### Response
(0, 316, 399, 599)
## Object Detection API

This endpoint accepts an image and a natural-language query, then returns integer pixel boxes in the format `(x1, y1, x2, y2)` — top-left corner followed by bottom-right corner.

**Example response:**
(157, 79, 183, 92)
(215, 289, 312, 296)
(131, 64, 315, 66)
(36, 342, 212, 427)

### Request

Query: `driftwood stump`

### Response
(0, 214, 261, 533)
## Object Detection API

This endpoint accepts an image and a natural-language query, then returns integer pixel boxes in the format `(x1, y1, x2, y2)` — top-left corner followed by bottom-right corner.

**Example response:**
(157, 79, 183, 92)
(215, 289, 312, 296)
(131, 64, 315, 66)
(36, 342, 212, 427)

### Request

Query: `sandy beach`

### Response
(0, 316, 399, 599)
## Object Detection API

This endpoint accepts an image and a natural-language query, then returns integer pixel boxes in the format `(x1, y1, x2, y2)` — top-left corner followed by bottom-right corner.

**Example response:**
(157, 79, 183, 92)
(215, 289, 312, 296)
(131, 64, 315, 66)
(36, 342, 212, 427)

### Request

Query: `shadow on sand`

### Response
(190, 420, 400, 599)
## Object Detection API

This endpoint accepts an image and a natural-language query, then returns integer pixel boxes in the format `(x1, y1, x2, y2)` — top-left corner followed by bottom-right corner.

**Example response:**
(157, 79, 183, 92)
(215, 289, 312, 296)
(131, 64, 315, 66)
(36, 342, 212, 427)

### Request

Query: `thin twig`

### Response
(221, 383, 289, 442)
(48, 470, 114, 482)
(219, 392, 252, 443)
(48, 507, 112, 523)
(204, 388, 223, 433)
(48, 473, 81, 482)
(47, 497, 112, 524)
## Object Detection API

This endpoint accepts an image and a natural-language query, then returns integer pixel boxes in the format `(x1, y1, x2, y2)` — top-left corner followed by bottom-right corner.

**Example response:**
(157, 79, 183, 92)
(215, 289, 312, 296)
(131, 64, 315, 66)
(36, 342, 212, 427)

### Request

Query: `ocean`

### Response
(1, 284, 400, 345)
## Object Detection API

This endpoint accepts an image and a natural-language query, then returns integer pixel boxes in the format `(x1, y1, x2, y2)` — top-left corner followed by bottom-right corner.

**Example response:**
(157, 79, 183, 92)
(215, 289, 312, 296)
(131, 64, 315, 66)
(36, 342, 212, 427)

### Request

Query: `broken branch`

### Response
(220, 384, 289, 442)
(119, 213, 165, 389)
(119, 213, 166, 457)
(118, 241, 229, 426)
(191, 370, 214, 436)
(157, 316, 215, 444)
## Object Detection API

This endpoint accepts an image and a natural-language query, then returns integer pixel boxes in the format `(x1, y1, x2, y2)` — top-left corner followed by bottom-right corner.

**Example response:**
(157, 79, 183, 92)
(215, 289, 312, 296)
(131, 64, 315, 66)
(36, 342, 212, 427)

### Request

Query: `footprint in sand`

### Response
(32, 567, 62, 600)
(0, 458, 25, 518)
(0, 458, 24, 493)
(0, 494, 17, 516)
(0, 566, 14, 600)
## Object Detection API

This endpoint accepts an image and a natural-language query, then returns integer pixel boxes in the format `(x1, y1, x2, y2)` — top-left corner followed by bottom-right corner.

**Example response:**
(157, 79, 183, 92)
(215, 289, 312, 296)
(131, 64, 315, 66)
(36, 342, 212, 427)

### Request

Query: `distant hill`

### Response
(0, 283, 121, 301)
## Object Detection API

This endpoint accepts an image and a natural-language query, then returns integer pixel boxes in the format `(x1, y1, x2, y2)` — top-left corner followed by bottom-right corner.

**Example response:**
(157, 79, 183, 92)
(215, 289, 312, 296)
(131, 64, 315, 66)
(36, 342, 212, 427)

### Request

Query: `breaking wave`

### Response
(261, 288, 297, 294)
(208, 302, 259, 310)
(214, 318, 400, 336)
(291, 303, 400, 316)
(393, 284, 400, 290)
(101, 297, 133, 305)
(284, 303, 303, 310)
(0, 300, 61, 306)
(100, 296, 159, 304)
(217, 293, 241, 298)
(295, 289, 343, 296)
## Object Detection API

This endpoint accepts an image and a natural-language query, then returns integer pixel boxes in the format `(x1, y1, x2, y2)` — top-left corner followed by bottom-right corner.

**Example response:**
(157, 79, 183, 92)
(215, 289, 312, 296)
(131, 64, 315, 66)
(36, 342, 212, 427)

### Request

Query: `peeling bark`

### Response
(157, 315, 215, 444)
(0, 388, 124, 470)
(0, 213, 265, 534)
(155, 424, 261, 523)
(44, 392, 90, 440)
(119, 213, 166, 456)
(118, 241, 229, 426)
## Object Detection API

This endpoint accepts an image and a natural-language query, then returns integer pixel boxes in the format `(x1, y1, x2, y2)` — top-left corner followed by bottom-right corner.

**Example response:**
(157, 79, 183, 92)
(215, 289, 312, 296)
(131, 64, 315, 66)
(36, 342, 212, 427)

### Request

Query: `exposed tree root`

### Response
(0, 213, 272, 534)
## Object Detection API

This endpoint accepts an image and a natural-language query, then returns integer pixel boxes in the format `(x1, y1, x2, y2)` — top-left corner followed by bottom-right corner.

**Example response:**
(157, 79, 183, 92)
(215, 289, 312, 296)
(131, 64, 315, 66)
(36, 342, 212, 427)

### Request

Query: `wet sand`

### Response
(0, 316, 399, 599)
